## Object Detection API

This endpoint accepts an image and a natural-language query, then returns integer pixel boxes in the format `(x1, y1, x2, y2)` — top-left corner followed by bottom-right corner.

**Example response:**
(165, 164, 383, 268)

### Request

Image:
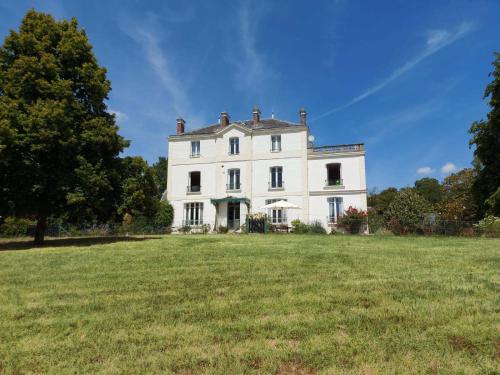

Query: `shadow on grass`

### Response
(0, 236, 161, 251)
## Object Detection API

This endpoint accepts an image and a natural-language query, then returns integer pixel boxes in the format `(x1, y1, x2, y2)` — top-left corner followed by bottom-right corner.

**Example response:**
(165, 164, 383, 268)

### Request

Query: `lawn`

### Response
(0, 235, 498, 374)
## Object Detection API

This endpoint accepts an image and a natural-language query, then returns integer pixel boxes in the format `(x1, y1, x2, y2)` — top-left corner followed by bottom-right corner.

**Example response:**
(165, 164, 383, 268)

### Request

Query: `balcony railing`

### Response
(310, 144, 364, 153)
(268, 181, 284, 190)
(186, 185, 201, 193)
(226, 183, 241, 191)
(325, 179, 343, 187)
(182, 219, 203, 226)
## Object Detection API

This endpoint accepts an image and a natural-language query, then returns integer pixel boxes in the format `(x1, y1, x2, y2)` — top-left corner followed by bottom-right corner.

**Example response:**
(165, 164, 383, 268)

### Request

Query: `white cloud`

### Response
(441, 162, 457, 173)
(312, 22, 475, 121)
(109, 109, 128, 123)
(417, 166, 435, 175)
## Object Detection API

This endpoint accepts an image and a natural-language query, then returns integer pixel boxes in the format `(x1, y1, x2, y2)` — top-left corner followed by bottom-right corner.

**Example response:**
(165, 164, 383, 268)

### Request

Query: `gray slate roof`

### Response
(183, 118, 302, 135)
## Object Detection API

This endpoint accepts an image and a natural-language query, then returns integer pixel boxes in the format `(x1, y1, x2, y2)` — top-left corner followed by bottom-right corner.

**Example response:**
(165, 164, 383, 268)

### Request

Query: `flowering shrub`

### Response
(384, 190, 430, 235)
(338, 206, 367, 234)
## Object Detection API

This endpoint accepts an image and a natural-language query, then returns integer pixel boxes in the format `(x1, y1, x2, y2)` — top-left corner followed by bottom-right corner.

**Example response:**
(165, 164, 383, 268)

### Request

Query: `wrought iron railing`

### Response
(182, 219, 203, 226)
(186, 185, 201, 193)
(226, 183, 241, 191)
(268, 181, 284, 190)
(325, 179, 343, 186)
(310, 144, 364, 153)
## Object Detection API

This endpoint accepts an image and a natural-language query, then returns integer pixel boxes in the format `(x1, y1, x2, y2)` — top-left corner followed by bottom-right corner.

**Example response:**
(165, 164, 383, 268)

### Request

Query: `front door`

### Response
(227, 202, 240, 230)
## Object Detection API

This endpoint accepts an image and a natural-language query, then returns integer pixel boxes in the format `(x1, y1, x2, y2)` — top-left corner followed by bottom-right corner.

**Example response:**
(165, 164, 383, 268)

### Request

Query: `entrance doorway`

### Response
(227, 202, 240, 230)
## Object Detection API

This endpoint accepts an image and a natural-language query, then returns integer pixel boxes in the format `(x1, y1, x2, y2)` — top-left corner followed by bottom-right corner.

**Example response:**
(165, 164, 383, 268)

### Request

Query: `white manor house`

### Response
(166, 107, 367, 230)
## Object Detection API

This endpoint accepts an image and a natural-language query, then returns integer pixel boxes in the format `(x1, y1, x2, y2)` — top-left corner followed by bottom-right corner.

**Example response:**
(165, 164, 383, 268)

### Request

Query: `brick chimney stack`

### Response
(176, 117, 185, 135)
(252, 106, 261, 124)
(220, 111, 230, 128)
(299, 108, 307, 126)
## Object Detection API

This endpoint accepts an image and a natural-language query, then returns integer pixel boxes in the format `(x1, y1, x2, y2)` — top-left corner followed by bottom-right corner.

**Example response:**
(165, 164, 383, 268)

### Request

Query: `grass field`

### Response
(0, 235, 498, 374)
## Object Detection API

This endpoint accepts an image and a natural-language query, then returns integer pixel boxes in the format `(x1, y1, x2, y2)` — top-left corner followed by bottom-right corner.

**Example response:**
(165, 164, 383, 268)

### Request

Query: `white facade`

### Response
(166, 112, 367, 231)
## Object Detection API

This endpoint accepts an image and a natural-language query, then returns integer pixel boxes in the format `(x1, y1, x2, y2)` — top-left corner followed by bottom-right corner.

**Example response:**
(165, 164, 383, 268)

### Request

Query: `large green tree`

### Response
(0, 10, 128, 244)
(439, 168, 478, 222)
(151, 156, 168, 199)
(414, 177, 443, 206)
(469, 52, 500, 216)
(367, 187, 398, 214)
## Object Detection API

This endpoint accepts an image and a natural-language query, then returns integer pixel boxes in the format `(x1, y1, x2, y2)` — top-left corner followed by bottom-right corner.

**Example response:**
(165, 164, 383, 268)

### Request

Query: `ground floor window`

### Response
(328, 197, 343, 223)
(266, 199, 287, 224)
(184, 202, 203, 226)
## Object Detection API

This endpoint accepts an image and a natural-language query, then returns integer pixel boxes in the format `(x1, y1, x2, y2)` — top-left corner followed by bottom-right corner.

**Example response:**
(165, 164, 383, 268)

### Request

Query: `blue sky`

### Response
(1, 0, 498, 190)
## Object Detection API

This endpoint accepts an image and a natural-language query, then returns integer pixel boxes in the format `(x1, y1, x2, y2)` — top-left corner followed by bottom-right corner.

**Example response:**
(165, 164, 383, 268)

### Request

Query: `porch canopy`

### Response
(210, 197, 250, 205)
(260, 200, 300, 209)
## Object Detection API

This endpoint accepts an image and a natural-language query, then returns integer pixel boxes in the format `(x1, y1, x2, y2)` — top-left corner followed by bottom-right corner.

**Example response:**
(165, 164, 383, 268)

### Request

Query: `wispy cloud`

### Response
(441, 162, 457, 173)
(417, 166, 435, 175)
(231, 1, 273, 92)
(312, 22, 475, 121)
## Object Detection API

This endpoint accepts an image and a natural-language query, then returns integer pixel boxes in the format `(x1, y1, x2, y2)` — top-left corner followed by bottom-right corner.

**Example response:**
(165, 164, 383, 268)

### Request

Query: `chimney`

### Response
(252, 106, 261, 124)
(220, 111, 230, 128)
(176, 117, 185, 135)
(299, 108, 307, 126)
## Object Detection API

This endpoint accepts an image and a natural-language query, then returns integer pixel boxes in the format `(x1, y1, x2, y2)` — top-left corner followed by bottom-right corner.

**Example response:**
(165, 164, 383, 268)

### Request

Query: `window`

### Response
(184, 202, 203, 226)
(326, 163, 342, 186)
(266, 199, 287, 224)
(188, 171, 201, 193)
(191, 141, 200, 157)
(271, 135, 281, 152)
(328, 197, 343, 223)
(229, 137, 239, 155)
(227, 169, 241, 190)
(270, 166, 283, 189)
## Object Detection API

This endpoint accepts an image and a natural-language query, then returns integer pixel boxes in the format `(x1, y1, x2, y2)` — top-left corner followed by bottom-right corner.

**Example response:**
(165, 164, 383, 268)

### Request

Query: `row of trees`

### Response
(0, 11, 172, 243)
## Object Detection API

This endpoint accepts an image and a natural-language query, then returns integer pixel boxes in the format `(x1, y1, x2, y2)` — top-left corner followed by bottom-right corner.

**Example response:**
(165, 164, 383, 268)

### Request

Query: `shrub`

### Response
(338, 206, 367, 234)
(367, 210, 385, 234)
(217, 225, 228, 234)
(179, 225, 191, 234)
(0, 217, 34, 237)
(155, 200, 174, 228)
(474, 215, 500, 237)
(201, 224, 211, 234)
(291, 219, 309, 234)
(308, 220, 327, 234)
(384, 190, 431, 234)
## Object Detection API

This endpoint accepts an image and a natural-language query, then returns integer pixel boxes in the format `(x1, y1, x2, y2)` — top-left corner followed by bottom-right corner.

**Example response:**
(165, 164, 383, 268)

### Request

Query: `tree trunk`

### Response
(34, 215, 47, 246)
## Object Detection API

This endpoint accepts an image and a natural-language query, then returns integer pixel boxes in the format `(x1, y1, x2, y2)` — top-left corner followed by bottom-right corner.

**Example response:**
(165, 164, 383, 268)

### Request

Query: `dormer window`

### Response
(191, 141, 200, 157)
(229, 137, 239, 155)
(271, 135, 281, 152)
(326, 163, 342, 186)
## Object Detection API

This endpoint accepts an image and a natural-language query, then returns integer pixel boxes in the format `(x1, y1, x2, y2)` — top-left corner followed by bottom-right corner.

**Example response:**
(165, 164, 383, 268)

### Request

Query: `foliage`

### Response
(337, 206, 367, 234)
(217, 225, 228, 234)
(0, 216, 34, 237)
(118, 156, 159, 219)
(151, 157, 168, 198)
(367, 210, 385, 234)
(121, 213, 133, 232)
(368, 187, 398, 214)
(474, 215, 500, 237)
(179, 225, 191, 234)
(308, 220, 327, 234)
(469, 52, 500, 216)
(291, 219, 309, 234)
(414, 178, 443, 206)
(384, 189, 431, 234)
(155, 200, 174, 228)
(439, 168, 478, 222)
(0, 10, 128, 244)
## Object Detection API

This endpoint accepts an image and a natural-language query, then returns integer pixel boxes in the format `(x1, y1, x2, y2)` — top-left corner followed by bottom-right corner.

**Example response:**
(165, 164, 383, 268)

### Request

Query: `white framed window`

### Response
(266, 199, 287, 224)
(271, 135, 281, 152)
(184, 202, 203, 226)
(328, 197, 343, 223)
(191, 141, 200, 157)
(227, 169, 240, 190)
(270, 166, 283, 189)
(326, 163, 342, 186)
(229, 137, 239, 155)
(188, 171, 201, 193)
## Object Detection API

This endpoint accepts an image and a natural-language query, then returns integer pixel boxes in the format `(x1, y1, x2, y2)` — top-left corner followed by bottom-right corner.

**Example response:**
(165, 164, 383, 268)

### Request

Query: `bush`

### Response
(367, 210, 385, 234)
(179, 225, 191, 234)
(338, 206, 367, 234)
(291, 219, 309, 234)
(308, 220, 327, 234)
(385, 190, 431, 234)
(155, 200, 174, 228)
(217, 225, 228, 234)
(0, 217, 34, 237)
(475, 215, 500, 237)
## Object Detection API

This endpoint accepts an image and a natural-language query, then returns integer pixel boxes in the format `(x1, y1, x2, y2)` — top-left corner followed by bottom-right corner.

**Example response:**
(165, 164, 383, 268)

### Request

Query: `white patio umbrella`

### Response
(260, 200, 300, 209)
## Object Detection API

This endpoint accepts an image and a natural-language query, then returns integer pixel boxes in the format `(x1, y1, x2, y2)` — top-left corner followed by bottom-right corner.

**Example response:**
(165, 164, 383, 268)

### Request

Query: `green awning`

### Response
(211, 197, 250, 205)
